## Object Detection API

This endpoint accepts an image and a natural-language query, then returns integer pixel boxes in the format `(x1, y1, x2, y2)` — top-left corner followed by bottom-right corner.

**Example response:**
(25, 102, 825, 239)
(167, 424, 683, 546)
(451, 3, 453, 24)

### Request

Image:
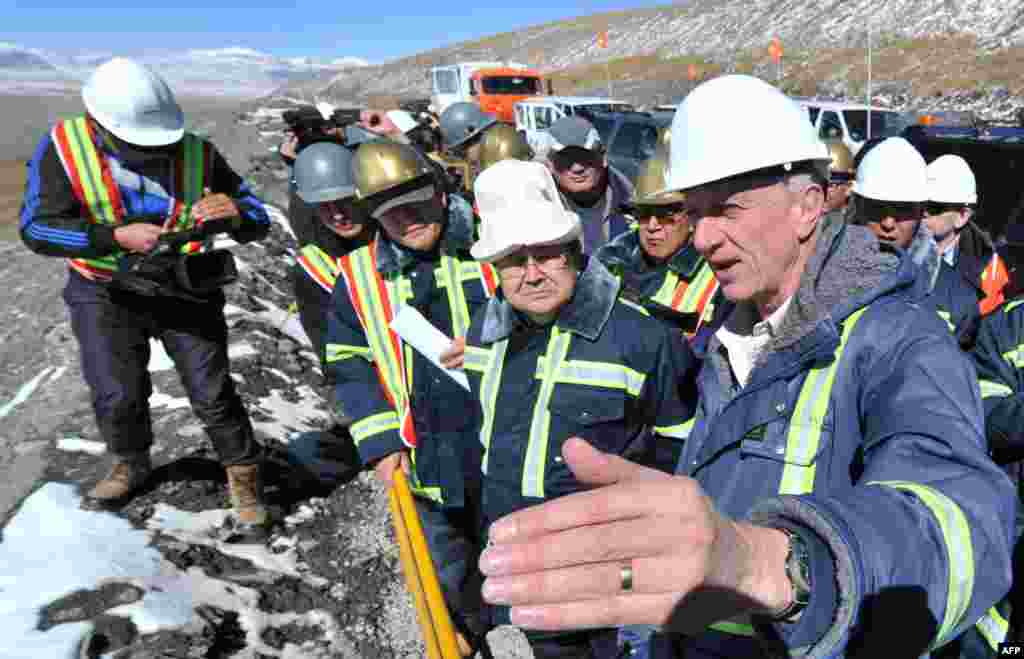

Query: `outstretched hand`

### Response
(477, 438, 793, 633)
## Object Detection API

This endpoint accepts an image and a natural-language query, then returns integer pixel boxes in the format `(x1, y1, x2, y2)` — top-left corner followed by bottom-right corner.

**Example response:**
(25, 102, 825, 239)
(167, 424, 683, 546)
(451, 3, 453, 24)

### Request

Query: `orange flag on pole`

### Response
(597, 30, 609, 49)
(687, 63, 699, 81)
(769, 37, 783, 62)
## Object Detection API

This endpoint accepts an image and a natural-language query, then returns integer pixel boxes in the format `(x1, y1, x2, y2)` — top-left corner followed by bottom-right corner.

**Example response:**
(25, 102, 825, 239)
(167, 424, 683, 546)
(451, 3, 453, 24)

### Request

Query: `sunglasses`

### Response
(859, 200, 923, 223)
(551, 148, 604, 171)
(633, 204, 687, 223)
(924, 202, 964, 217)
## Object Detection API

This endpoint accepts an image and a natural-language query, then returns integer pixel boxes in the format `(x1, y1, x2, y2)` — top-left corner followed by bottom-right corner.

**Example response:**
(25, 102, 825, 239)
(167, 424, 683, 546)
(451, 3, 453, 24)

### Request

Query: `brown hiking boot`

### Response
(86, 453, 152, 503)
(224, 464, 270, 541)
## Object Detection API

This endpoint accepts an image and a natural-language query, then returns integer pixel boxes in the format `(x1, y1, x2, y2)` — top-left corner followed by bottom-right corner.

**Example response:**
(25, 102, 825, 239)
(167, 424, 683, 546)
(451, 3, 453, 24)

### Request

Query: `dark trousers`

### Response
(63, 270, 261, 465)
(525, 629, 621, 659)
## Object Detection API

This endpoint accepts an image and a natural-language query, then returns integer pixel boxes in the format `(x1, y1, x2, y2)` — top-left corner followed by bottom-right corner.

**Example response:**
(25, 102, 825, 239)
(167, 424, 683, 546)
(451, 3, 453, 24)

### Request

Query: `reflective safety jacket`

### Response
(323, 199, 497, 506)
(20, 116, 269, 280)
(463, 256, 697, 529)
(674, 219, 1014, 658)
(595, 228, 720, 337)
(969, 296, 1024, 652)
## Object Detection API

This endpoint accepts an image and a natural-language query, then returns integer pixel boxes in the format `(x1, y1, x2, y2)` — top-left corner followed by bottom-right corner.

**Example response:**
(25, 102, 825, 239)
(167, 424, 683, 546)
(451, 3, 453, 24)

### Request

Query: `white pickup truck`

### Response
(513, 96, 635, 156)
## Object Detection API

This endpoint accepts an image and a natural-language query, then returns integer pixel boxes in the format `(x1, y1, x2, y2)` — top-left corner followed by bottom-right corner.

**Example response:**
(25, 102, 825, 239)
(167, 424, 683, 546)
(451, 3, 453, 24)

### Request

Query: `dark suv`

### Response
(577, 110, 673, 184)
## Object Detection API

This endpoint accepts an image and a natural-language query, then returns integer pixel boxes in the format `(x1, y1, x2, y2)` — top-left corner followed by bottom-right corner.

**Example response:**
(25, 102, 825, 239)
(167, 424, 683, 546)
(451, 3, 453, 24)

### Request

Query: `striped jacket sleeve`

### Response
(19, 134, 119, 258)
(323, 278, 406, 466)
(206, 143, 270, 245)
(971, 299, 1024, 465)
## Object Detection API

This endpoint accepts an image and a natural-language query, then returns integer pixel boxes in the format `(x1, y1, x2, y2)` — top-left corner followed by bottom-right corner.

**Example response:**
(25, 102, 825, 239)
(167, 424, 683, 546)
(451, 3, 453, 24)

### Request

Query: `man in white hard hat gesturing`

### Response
(474, 75, 1013, 658)
(19, 58, 273, 539)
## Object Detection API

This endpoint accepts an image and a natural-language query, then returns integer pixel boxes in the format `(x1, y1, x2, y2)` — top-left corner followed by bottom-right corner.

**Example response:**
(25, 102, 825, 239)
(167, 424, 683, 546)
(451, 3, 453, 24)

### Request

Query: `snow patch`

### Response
(149, 387, 191, 411)
(0, 367, 56, 419)
(56, 437, 106, 456)
(252, 386, 330, 439)
(228, 342, 259, 360)
(147, 339, 176, 372)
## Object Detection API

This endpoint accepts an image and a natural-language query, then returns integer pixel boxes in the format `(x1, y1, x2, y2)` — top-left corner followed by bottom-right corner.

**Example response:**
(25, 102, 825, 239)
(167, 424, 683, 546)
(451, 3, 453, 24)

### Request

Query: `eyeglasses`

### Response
(495, 244, 571, 279)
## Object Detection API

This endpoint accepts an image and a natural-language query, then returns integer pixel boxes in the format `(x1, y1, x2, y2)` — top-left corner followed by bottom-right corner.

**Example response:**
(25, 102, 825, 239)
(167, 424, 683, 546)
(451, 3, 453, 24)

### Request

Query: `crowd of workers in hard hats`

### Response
(16, 56, 1024, 659)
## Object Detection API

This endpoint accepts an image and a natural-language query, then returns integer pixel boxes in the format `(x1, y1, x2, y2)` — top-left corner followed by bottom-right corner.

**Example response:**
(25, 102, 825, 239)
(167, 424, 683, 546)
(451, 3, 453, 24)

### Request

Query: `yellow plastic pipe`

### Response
(389, 485, 444, 659)
(393, 468, 462, 659)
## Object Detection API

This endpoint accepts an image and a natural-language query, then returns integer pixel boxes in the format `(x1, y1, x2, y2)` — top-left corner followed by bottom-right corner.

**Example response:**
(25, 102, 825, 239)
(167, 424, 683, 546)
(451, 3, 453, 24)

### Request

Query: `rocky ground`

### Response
(0, 101, 532, 658)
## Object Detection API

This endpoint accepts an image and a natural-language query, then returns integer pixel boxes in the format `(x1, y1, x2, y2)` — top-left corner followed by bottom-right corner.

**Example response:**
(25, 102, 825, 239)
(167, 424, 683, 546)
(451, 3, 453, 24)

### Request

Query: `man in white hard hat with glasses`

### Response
(459, 158, 695, 659)
(850, 138, 982, 349)
(19, 58, 272, 537)
(473, 75, 1013, 659)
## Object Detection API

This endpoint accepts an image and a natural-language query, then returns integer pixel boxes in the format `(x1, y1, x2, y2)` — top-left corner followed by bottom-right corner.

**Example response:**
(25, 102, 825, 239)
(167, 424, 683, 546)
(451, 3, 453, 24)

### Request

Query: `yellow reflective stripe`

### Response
(980, 379, 1014, 398)
(780, 307, 868, 495)
(936, 309, 955, 333)
(678, 262, 715, 313)
(67, 118, 116, 224)
(524, 328, 572, 498)
(301, 244, 341, 288)
(324, 343, 371, 363)
(618, 297, 650, 316)
(350, 411, 401, 444)
(869, 480, 974, 648)
(1007, 300, 1024, 313)
(654, 418, 693, 440)
(183, 134, 203, 205)
(554, 360, 646, 397)
(438, 254, 471, 338)
(462, 346, 490, 373)
(348, 248, 408, 412)
(1003, 346, 1024, 369)
(651, 270, 680, 307)
(975, 606, 1009, 651)
(708, 621, 756, 636)
(477, 340, 509, 475)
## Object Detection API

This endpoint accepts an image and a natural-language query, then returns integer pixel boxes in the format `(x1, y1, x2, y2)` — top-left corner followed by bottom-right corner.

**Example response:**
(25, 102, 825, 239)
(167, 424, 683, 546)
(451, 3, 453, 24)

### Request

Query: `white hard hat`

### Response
(926, 154, 977, 205)
(82, 58, 184, 147)
(471, 160, 581, 263)
(667, 75, 829, 192)
(386, 110, 419, 134)
(852, 137, 928, 202)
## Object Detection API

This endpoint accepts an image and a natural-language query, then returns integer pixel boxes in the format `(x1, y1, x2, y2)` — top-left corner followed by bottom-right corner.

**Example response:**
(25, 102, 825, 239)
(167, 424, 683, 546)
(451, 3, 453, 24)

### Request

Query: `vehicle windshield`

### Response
(480, 76, 542, 95)
(579, 103, 635, 114)
(844, 110, 914, 141)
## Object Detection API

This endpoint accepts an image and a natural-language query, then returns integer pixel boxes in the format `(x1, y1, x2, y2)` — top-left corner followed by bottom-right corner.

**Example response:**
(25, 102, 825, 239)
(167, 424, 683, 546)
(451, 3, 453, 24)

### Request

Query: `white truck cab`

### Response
(513, 96, 635, 156)
(796, 100, 913, 154)
(430, 61, 529, 116)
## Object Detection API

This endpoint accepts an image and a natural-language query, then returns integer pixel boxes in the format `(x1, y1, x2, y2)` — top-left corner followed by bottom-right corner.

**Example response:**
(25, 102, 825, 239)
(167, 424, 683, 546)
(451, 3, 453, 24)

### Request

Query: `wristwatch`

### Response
(767, 527, 812, 622)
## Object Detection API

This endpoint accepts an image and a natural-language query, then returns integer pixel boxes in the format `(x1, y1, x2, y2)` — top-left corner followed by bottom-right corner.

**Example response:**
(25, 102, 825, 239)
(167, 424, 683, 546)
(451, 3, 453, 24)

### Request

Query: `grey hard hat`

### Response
(547, 116, 602, 152)
(293, 142, 356, 204)
(439, 102, 497, 150)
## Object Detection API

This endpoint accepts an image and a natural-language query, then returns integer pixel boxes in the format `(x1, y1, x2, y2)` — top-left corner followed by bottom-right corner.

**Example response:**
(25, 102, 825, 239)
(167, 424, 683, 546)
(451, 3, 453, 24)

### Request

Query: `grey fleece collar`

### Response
(375, 193, 476, 275)
(597, 228, 704, 278)
(479, 256, 622, 344)
(708, 211, 906, 365)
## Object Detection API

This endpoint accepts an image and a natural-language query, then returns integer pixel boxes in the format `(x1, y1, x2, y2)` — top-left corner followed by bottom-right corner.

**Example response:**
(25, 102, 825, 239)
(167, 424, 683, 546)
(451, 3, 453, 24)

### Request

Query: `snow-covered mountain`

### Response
(0, 43, 369, 97)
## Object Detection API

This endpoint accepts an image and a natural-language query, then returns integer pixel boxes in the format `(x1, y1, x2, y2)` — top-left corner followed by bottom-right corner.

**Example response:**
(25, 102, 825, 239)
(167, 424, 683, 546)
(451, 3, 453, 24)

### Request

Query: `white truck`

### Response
(429, 61, 532, 117)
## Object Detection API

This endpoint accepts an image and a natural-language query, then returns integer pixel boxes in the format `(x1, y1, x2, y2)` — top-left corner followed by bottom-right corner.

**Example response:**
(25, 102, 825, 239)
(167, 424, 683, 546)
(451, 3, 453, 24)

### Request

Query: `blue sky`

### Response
(3, 0, 670, 62)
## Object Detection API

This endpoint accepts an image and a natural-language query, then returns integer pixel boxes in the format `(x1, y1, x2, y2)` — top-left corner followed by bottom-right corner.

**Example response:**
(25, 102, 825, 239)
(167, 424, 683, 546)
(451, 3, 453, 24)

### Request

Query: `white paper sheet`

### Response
(390, 306, 470, 391)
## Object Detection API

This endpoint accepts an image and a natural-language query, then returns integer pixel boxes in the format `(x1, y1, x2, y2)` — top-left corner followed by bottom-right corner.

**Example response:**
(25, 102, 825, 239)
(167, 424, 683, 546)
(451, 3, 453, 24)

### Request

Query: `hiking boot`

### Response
(224, 464, 270, 541)
(85, 453, 152, 504)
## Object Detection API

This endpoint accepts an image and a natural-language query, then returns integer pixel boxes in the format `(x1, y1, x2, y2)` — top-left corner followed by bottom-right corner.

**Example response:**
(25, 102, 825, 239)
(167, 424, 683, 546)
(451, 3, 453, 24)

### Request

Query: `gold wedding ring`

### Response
(620, 563, 634, 593)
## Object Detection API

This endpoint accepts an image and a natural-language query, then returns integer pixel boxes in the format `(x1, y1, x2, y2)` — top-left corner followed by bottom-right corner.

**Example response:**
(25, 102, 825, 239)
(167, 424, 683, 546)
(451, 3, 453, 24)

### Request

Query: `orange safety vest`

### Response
(336, 239, 498, 451)
(980, 252, 1010, 316)
(296, 244, 342, 293)
(650, 260, 720, 334)
(50, 116, 211, 281)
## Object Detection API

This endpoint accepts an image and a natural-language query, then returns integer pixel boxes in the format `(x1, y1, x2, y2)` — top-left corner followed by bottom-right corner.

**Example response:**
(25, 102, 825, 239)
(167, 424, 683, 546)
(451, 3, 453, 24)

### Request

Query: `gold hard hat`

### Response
(825, 139, 855, 176)
(634, 153, 685, 205)
(477, 124, 532, 172)
(352, 140, 434, 200)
